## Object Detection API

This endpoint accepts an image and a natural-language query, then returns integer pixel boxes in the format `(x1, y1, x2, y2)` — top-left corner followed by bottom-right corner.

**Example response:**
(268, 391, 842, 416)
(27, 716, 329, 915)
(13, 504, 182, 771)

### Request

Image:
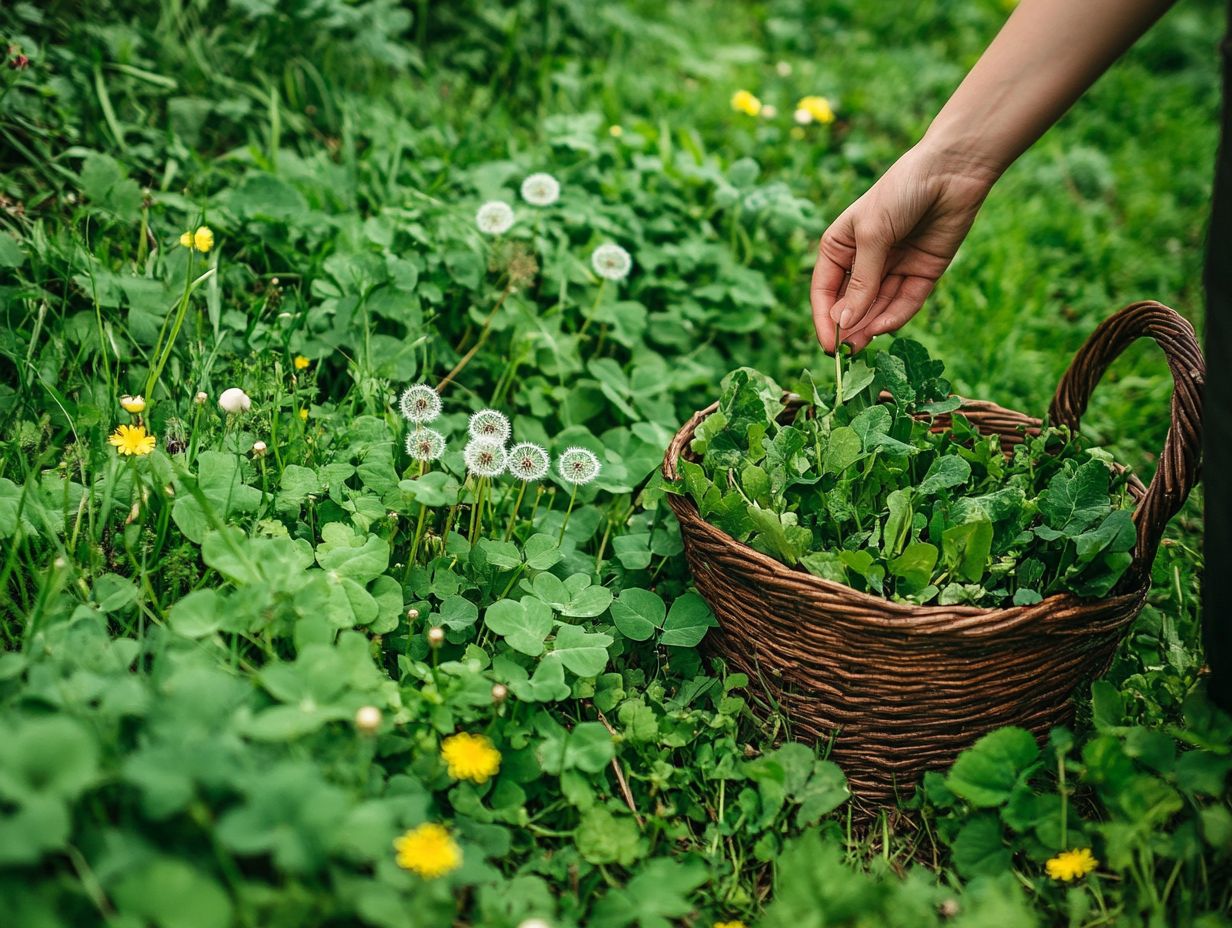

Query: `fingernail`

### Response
(839, 309, 852, 328)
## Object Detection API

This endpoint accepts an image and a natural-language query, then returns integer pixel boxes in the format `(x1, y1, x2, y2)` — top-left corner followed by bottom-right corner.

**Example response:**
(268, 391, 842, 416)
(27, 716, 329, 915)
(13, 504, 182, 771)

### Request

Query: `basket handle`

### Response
(1048, 300, 1204, 585)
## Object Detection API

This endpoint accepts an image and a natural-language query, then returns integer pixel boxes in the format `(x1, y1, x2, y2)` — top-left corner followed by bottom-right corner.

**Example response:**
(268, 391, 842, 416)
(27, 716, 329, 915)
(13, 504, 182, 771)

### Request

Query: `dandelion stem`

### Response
(409, 462, 429, 563)
(437, 281, 514, 393)
(577, 279, 606, 338)
(558, 483, 579, 544)
(504, 480, 528, 542)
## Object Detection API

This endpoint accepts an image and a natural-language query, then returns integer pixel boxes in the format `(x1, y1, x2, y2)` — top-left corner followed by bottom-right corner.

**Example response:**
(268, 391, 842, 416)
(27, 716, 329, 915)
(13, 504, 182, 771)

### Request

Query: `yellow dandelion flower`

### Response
(193, 226, 214, 252)
(715, 922, 748, 928)
(179, 231, 194, 248)
(119, 394, 146, 414)
(1046, 848, 1098, 882)
(440, 732, 501, 783)
(108, 424, 157, 457)
(731, 89, 762, 117)
(796, 96, 835, 125)
(609, 124, 624, 137)
(393, 823, 461, 879)
(299, 408, 308, 421)
(293, 355, 310, 370)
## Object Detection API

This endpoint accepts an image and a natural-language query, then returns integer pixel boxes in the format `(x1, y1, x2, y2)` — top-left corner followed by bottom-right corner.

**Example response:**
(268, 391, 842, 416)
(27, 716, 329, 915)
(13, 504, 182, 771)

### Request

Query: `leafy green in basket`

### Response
(669, 339, 1135, 608)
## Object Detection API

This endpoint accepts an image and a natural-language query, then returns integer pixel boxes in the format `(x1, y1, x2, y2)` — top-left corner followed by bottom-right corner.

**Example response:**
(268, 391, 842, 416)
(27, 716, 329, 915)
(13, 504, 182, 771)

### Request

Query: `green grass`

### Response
(0, 1, 1227, 926)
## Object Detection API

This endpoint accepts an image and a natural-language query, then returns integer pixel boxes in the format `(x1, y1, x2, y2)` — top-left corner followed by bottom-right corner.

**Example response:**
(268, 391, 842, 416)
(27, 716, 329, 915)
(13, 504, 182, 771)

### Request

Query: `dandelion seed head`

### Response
(476, 200, 515, 235)
(507, 442, 550, 482)
(251, 440, 267, 456)
(468, 409, 511, 444)
(464, 439, 507, 478)
(557, 446, 601, 485)
(591, 243, 632, 282)
(405, 427, 446, 462)
(399, 384, 442, 424)
(520, 172, 560, 207)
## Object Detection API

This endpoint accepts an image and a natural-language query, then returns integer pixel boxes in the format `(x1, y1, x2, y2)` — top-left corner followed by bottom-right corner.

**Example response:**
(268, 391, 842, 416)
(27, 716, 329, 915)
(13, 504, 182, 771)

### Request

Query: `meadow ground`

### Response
(0, 1, 1228, 926)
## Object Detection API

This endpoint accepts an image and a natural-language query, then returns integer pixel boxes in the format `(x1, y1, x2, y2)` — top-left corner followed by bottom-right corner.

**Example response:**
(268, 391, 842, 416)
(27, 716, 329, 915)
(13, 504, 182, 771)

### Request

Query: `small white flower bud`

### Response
(355, 705, 382, 734)
(251, 440, 267, 456)
(491, 683, 508, 704)
(218, 387, 251, 414)
(517, 919, 552, 928)
(194, 391, 208, 404)
(407, 607, 420, 620)
(427, 626, 445, 648)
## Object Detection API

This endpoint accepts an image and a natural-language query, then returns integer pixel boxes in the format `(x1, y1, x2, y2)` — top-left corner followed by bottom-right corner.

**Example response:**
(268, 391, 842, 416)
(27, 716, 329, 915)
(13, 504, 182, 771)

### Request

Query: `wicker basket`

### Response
(663, 301, 1203, 806)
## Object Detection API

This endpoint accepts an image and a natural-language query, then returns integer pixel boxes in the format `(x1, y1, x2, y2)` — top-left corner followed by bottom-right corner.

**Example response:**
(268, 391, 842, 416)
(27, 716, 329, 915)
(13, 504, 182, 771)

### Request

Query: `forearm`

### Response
(922, 0, 1176, 178)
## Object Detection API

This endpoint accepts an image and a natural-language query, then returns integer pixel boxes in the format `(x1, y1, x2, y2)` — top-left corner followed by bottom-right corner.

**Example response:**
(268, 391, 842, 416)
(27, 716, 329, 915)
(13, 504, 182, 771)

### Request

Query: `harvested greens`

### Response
(670, 339, 1136, 607)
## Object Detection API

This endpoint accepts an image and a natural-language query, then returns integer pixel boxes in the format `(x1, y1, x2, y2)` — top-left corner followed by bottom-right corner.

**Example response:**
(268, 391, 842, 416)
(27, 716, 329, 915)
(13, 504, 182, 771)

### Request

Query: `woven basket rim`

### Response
(662, 393, 1150, 625)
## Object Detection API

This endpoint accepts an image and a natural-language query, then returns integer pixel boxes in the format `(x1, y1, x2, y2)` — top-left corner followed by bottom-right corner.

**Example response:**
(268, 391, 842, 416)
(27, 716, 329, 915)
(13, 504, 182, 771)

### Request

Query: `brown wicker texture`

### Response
(663, 301, 1203, 807)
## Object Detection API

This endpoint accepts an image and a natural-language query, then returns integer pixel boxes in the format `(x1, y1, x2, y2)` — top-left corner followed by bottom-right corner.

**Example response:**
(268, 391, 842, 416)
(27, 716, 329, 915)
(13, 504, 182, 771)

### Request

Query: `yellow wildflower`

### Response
(120, 394, 146, 414)
(108, 424, 156, 457)
(440, 732, 501, 783)
(795, 96, 835, 125)
(193, 226, 214, 252)
(179, 231, 193, 248)
(393, 823, 461, 879)
(609, 124, 623, 137)
(714, 922, 748, 928)
(730, 90, 762, 117)
(293, 355, 310, 370)
(1046, 848, 1098, 882)
(299, 408, 308, 421)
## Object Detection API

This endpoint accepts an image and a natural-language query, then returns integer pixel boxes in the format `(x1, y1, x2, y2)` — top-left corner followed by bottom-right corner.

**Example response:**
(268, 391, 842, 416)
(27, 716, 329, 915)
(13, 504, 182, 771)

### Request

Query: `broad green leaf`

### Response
(610, 588, 666, 641)
(945, 727, 1041, 807)
(660, 592, 718, 647)
(822, 427, 862, 475)
(942, 514, 993, 583)
(547, 624, 613, 677)
(484, 598, 554, 656)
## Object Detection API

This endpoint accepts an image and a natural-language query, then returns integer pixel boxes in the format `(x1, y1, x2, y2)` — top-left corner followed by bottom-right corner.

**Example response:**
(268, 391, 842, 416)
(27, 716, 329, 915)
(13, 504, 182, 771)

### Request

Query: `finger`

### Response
(844, 277, 935, 351)
(811, 223, 856, 351)
(830, 227, 890, 331)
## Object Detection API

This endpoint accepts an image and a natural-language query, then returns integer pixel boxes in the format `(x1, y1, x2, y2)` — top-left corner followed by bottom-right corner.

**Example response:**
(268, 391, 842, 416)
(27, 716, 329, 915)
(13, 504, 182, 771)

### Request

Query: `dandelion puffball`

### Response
(557, 447, 601, 485)
(591, 243, 632, 282)
(194, 391, 208, 405)
(520, 173, 560, 207)
(468, 409, 511, 444)
(405, 427, 446, 462)
(507, 442, 550, 482)
(476, 201, 515, 235)
(218, 387, 251, 414)
(464, 440, 507, 478)
(399, 383, 442, 424)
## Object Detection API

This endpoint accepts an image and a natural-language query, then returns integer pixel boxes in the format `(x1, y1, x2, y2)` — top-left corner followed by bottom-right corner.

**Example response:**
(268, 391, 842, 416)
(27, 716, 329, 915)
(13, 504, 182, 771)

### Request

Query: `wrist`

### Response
(913, 130, 1007, 190)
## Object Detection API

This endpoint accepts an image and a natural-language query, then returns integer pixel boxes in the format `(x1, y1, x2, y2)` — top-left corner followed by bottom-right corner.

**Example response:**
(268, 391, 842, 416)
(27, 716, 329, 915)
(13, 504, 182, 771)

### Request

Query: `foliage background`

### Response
(0, 0, 1227, 926)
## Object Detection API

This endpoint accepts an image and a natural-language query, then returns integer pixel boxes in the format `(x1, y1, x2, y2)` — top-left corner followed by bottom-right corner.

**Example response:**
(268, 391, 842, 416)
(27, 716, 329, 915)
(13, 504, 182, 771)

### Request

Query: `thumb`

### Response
(829, 230, 889, 332)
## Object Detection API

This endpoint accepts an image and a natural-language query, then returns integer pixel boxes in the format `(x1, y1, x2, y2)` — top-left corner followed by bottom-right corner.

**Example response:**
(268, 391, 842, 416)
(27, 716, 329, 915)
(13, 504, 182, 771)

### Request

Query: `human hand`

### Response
(811, 143, 999, 353)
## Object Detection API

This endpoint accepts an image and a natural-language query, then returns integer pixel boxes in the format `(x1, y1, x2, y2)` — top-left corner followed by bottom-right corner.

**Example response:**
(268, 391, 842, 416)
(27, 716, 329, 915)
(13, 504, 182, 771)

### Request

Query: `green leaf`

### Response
(316, 524, 390, 582)
(917, 455, 971, 496)
(950, 813, 1012, 877)
(112, 858, 233, 928)
(942, 514, 993, 583)
(169, 588, 222, 638)
(507, 657, 571, 703)
(522, 533, 563, 570)
(1039, 460, 1112, 533)
(946, 727, 1041, 807)
(660, 592, 718, 647)
(889, 542, 938, 595)
(0, 716, 99, 802)
(438, 594, 479, 631)
(610, 588, 666, 641)
(547, 624, 613, 677)
(536, 720, 614, 774)
(575, 807, 642, 866)
(484, 598, 554, 656)
(822, 426, 862, 475)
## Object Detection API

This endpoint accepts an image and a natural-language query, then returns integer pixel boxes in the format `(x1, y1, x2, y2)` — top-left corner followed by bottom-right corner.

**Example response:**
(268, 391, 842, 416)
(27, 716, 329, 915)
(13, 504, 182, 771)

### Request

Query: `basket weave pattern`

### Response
(663, 302, 1203, 805)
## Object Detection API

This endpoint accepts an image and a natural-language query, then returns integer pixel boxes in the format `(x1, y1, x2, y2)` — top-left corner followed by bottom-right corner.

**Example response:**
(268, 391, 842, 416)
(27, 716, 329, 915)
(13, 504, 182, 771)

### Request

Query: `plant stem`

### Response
(834, 322, 844, 407)
(504, 480, 528, 541)
(558, 483, 579, 544)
